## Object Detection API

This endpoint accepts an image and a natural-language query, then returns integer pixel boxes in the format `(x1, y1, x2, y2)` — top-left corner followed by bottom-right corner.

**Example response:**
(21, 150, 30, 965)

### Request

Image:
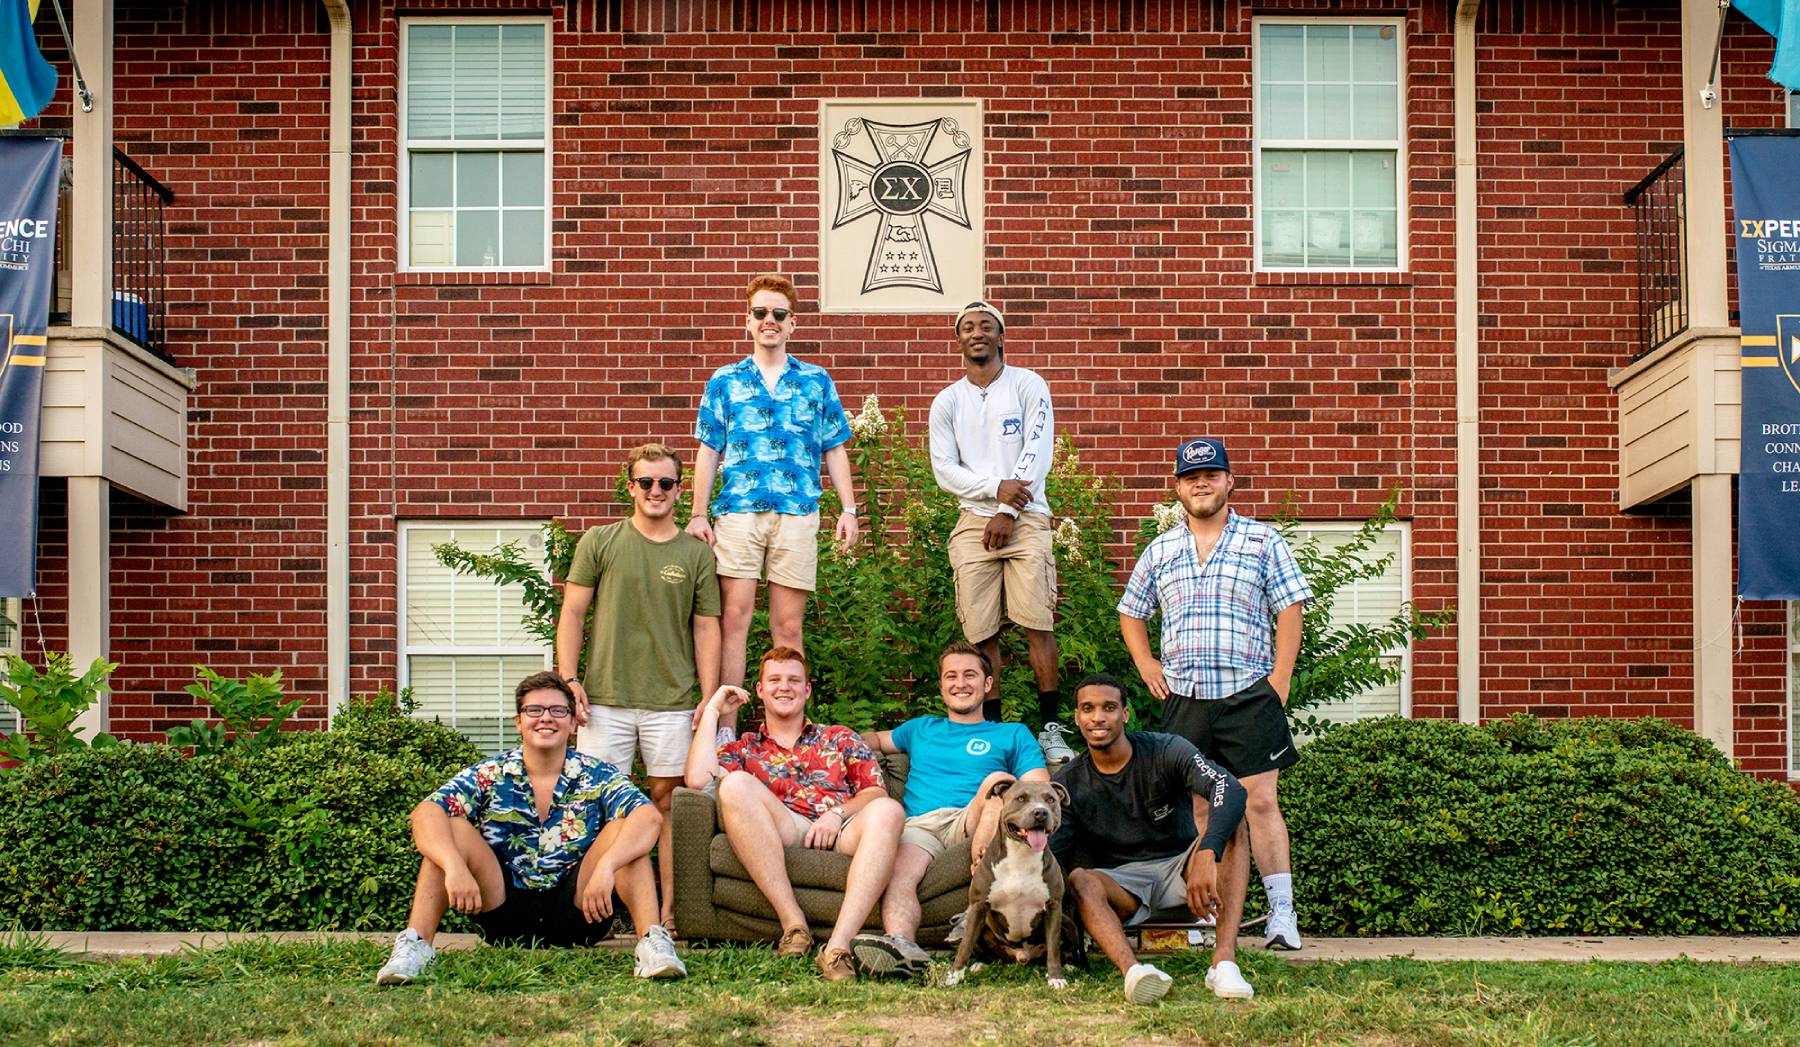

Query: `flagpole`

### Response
(46, 0, 93, 113)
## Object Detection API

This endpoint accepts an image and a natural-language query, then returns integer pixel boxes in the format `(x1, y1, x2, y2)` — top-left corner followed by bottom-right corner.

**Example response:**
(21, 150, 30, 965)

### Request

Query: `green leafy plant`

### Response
(0, 652, 120, 765)
(165, 666, 303, 755)
(432, 522, 578, 651)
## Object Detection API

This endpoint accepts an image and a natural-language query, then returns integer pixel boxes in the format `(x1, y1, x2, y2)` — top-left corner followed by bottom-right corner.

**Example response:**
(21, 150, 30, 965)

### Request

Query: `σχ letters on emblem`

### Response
(830, 117, 972, 294)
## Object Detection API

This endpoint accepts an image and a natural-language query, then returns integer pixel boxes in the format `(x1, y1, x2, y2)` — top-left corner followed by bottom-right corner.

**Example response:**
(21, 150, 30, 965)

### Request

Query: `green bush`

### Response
(1285, 715, 1800, 935)
(0, 700, 481, 932)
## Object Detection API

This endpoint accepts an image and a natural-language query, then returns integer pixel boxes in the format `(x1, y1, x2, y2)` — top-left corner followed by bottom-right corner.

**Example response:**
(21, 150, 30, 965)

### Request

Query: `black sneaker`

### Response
(850, 933, 930, 979)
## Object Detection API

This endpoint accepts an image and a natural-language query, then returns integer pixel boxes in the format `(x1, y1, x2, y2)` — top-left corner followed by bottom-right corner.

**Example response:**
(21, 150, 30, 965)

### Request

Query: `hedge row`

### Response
(4, 710, 1798, 934)
(1284, 715, 1800, 935)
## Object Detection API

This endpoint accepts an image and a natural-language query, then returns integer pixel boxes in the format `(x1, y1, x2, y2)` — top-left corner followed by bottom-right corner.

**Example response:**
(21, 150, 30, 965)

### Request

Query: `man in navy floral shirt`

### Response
(684, 646, 904, 982)
(377, 671, 685, 985)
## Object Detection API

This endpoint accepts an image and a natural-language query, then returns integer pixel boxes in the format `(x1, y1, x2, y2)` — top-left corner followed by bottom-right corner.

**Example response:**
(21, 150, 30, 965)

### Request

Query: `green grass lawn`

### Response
(1, 937, 1795, 1046)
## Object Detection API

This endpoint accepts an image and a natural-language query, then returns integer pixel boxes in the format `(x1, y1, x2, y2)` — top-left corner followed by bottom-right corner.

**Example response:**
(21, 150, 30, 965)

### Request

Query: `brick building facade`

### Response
(15, 0, 1796, 777)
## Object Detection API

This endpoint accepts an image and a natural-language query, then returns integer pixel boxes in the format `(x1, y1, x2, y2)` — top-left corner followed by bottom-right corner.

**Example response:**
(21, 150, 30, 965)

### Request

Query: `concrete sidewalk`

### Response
(28, 931, 1800, 964)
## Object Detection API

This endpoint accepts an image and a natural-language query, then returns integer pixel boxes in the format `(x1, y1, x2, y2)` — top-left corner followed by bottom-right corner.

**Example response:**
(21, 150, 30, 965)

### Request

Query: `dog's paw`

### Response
(1047, 976, 1068, 991)
(968, 962, 985, 974)
(942, 967, 966, 987)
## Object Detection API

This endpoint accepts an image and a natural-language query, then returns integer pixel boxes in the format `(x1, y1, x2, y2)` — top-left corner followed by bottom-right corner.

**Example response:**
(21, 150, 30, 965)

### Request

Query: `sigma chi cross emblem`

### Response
(830, 116, 973, 294)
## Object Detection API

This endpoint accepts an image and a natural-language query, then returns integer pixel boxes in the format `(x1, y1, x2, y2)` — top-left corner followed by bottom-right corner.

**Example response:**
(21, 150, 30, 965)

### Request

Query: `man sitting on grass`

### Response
(684, 647, 906, 981)
(376, 670, 685, 985)
(1052, 673, 1249, 1004)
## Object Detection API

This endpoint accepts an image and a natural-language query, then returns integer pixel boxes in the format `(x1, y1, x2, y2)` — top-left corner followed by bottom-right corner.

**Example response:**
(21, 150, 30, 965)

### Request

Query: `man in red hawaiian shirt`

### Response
(684, 646, 905, 981)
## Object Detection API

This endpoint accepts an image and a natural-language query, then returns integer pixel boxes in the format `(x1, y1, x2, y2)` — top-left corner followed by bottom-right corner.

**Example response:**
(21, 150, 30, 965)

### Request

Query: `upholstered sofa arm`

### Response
(670, 786, 721, 940)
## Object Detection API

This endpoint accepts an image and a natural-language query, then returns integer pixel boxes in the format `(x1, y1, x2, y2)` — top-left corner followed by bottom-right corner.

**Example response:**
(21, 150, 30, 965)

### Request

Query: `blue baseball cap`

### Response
(1174, 438, 1231, 476)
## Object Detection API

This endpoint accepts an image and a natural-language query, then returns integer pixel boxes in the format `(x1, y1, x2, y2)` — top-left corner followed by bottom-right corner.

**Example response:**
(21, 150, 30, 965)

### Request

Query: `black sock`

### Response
(1037, 690, 1060, 726)
(982, 697, 1003, 722)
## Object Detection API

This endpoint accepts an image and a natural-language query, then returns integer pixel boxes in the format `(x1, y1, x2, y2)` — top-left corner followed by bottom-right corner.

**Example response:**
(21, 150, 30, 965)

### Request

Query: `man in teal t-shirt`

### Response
(855, 641, 1049, 977)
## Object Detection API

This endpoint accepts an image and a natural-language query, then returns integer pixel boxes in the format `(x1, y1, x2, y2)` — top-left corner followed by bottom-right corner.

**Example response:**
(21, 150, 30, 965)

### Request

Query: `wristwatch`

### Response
(841, 505, 858, 516)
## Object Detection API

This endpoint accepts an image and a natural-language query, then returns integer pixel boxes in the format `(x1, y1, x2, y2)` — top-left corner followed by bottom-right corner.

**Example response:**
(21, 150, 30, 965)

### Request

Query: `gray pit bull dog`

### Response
(943, 779, 1084, 989)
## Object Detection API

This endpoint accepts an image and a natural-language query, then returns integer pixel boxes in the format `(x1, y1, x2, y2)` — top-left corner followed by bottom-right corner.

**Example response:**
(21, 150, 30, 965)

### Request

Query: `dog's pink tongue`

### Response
(1025, 829, 1049, 852)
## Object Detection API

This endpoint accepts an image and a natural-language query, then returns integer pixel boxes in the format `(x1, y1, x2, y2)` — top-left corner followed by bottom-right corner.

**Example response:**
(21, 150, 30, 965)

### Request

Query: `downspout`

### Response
(323, 0, 351, 714)
(1455, 0, 1482, 723)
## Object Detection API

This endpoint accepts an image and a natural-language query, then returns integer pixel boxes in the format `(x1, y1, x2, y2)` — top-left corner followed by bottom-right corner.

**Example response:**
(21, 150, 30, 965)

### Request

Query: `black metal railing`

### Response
(1622, 148, 1687, 358)
(32, 136, 175, 361)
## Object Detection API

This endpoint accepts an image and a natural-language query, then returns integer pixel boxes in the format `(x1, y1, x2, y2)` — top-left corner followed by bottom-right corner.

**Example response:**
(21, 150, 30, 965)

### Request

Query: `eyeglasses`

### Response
(749, 307, 791, 322)
(631, 476, 679, 492)
(519, 704, 573, 720)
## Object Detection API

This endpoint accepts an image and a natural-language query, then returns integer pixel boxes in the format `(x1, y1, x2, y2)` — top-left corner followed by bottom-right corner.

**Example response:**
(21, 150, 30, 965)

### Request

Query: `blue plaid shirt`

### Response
(695, 355, 851, 516)
(1119, 510, 1312, 701)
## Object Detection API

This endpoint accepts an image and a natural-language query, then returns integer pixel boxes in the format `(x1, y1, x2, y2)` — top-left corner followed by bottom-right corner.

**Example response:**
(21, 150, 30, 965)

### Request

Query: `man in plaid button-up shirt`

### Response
(1119, 438, 1311, 959)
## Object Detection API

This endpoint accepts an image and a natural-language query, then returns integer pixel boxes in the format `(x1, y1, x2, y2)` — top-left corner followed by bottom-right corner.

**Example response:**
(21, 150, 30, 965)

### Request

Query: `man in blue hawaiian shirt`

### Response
(688, 274, 861, 733)
(376, 671, 684, 985)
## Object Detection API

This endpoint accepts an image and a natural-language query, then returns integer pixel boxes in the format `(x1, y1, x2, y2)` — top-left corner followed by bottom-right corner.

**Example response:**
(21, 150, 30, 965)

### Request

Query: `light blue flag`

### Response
(1736, 0, 1800, 91)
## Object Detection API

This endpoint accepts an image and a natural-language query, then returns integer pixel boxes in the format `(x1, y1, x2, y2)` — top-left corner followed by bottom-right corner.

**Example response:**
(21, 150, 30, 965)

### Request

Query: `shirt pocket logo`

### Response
(1000, 414, 1023, 439)
(965, 738, 993, 756)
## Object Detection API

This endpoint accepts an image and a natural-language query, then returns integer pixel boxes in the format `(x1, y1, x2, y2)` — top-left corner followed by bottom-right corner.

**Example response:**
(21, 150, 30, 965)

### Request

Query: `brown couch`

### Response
(670, 752, 971, 945)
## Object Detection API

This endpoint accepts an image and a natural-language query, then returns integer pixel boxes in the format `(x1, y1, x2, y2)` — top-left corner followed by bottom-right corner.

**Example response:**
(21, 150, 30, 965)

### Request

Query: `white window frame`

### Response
(1252, 15, 1408, 273)
(1293, 520, 1413, 721)
(0, 598, 20, 734)
(397, 521, 552, 745)
(397, 15, 553, 273)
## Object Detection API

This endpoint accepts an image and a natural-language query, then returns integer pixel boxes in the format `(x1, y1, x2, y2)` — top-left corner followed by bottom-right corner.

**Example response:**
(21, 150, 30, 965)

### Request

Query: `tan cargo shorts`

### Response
(946, 509, 1057, 642)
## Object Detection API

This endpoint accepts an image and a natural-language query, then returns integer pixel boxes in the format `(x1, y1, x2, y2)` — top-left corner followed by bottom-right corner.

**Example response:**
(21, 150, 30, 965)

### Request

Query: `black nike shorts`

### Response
(472, 850, 617, 947)
(1160, 676, 1299, 779)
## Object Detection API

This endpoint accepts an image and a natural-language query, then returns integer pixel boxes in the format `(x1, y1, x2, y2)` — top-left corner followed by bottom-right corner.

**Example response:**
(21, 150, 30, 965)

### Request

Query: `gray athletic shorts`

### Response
(1096, 844, 1197, 926)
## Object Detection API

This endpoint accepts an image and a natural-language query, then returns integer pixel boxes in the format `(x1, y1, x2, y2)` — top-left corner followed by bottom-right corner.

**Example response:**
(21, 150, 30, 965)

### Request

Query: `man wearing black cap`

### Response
(1117, 438, 1312, 954)
(927, 300, 1068, 764)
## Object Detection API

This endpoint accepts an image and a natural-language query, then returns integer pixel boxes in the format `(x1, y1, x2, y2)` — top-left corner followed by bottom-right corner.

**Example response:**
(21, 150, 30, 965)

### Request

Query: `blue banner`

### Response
(0, 136, 60, 597)
(1732, 133, 1800, 599)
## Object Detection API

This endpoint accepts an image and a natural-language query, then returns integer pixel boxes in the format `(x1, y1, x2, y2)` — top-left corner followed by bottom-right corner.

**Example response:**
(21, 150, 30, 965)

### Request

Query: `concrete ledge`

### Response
(27, 932, 1800, 964)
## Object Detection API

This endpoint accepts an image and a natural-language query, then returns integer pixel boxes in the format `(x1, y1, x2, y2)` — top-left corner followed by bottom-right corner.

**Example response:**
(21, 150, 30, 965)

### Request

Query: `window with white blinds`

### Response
(0, 598, 20, 734)
(1254, 17, 1405, 271)
(400, 18, 550, 270)
(400, 523, 550, 753)
(1295, 521, 1411, 724)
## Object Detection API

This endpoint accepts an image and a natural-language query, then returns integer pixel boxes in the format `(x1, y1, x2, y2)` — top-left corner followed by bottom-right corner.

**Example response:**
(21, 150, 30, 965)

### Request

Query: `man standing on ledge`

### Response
(1118, 437, 1311, 952)
(689, 274, 860, 733)
(927, 300, 1068, 763)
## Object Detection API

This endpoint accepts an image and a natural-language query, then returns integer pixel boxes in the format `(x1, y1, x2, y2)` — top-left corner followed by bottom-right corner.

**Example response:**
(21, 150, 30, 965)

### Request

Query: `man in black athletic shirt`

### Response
(1051, 672, 1253, 1004)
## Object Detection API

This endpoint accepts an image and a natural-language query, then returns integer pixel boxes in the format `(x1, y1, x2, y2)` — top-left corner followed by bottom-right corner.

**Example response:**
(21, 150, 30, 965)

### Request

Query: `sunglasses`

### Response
(632, 476, 679, 492)
(749, 307, 792, 322)
(519, 704, 573, 720)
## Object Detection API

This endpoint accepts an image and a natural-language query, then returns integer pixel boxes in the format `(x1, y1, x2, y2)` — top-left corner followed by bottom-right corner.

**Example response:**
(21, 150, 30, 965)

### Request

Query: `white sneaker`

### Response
(1205, 959, 1254, 1000)
(944, 910, 967, 945)
(1264, 899, 1302, 951)
(375, 928, 436, 985)
(634, 924, 687, 979)
(1037, 722, 1075, 764)
(1123, 962, 1173, 1005)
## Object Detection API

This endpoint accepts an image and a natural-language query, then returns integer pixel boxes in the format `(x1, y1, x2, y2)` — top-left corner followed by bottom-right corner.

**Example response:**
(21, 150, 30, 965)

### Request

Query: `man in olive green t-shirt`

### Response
(556, 442, 722, 927)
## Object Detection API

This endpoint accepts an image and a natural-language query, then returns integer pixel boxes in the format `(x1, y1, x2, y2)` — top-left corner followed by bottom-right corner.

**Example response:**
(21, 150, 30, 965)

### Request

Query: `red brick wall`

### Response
(15, 0, 1793, 775)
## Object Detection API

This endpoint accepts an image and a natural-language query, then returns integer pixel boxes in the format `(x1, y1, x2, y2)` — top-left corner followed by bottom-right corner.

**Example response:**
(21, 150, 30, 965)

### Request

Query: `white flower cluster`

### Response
(1053, 517, 1085, 563)
(1149, 501, 1185, 535)
(848, 394, 888, 440)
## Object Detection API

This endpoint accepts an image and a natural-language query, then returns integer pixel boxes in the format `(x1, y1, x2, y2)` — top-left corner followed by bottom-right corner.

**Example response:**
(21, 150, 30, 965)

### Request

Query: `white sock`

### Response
(1262, 872, 1293, 909)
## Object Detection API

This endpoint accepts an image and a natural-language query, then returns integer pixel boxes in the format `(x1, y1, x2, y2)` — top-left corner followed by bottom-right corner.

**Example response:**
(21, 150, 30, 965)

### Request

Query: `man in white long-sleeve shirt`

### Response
(927, 301, 1068, 762)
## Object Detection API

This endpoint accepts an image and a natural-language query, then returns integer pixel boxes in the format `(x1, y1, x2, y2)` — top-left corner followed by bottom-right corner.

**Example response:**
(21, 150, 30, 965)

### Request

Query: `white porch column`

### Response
(69, 0, 112, 329)
(1681, 0, 1733, 759)
(68, 477, 110, 737)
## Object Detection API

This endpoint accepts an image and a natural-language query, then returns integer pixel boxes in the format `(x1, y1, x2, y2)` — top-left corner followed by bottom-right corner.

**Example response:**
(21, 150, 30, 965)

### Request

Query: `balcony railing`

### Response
(1622, 148, 1687, 358)
(24, 135, 176, 361)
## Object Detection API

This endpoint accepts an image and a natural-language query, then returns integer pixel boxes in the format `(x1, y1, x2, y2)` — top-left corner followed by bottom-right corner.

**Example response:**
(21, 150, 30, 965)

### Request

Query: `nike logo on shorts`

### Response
(1268, 746, 1290, 761)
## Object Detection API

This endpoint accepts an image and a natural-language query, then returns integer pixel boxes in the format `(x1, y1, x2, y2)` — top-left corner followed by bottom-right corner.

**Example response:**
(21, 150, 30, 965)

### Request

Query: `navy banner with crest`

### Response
(0, 137, 61, 597)
(1732, 133, 1800, 599)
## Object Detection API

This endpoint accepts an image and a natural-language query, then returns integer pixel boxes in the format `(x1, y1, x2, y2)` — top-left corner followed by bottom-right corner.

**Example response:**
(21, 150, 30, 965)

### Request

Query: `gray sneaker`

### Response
(850, 933, 931, 979)
(375, 928, 436, 986)
(1037, 722, 1075, 764)
(634, 924, 687, 979)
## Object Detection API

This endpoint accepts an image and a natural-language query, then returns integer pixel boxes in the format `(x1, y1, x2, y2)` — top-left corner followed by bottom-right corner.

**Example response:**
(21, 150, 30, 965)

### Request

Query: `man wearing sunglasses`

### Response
(557, 442, 723, 929)
(377, 671, 684, 985)
(689, 274, 860, 727)
(927, 300, 1068, 764)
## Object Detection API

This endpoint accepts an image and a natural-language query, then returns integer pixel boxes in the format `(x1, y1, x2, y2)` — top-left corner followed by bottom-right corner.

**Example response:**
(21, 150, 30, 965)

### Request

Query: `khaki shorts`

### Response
(713, 510, 820, 591)
(576, 706, 692, 777)
(784, 807, 856, 852)
(899, 805, 971, 860)
(946, 510, 1057, 642)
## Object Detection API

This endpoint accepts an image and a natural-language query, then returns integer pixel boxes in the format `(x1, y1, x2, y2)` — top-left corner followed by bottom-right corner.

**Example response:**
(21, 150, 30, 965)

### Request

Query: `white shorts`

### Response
(576, 706, 692, 778)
